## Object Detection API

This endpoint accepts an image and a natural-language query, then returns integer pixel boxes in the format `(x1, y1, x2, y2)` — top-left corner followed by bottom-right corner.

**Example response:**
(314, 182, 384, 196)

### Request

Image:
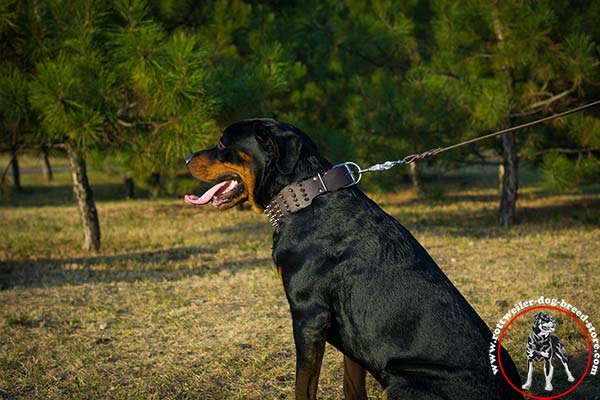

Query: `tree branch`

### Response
(527, 91, 553, 98)
(117, 101, 137, 116)
(509, 108, 544, 118)
(529, 84, 577, 109)
(116, 118, 135, 128)
(141, 119, 178, 155)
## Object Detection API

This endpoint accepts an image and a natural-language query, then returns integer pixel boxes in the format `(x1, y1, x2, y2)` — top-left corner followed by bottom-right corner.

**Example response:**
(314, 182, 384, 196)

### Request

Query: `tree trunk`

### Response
(498, 163, 504, 194)
(499, 131, 518, 226)
(11, 147, 22, 192)
(124, 177, 134, 199)
(409, 162, 421, 195)
(41, 146, 53, 181)
(66, 142, 100, 251)
(492, 5, 519, 227)
(148, 172, 163, 197)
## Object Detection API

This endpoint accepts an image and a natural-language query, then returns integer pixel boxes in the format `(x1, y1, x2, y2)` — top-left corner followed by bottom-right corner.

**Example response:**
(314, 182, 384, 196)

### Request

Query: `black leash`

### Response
(336, 99, 600, 185)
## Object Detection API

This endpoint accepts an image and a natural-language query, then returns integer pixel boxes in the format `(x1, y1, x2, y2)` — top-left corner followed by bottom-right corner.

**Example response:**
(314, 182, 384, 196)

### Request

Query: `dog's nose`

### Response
(185, 153, 194, 165)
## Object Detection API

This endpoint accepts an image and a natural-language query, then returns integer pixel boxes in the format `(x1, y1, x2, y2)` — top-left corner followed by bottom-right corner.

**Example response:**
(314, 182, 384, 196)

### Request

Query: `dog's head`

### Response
(184, 119, 330, 211)
(532, 312, 556, 336)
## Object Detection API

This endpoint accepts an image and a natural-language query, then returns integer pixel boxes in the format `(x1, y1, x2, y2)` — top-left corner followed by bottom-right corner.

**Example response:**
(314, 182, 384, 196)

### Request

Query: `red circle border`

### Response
(497, 305, 592, 400)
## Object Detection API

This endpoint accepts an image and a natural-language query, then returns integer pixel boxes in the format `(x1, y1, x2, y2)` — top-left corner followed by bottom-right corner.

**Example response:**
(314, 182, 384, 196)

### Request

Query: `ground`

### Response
(0, 156, 599, 399)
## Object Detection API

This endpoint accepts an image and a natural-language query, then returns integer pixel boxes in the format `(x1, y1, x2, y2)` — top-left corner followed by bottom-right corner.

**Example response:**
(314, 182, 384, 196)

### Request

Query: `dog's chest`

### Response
(527, 331, 553, 361)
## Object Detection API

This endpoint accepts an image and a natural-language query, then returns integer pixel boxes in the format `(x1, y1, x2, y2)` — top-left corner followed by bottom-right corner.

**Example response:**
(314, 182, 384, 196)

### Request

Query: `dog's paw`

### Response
(521, 383, 531, 390)
(545, 383, 553, 391)
(567, 374, 575, 382)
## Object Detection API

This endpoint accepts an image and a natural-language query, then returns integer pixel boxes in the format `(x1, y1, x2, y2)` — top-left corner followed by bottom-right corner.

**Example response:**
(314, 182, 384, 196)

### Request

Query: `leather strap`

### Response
(264, 165, 354, 227)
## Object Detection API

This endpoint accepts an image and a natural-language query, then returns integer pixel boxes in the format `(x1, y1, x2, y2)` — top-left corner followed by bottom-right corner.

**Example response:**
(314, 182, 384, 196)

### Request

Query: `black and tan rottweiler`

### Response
(185, 119, 523, 400)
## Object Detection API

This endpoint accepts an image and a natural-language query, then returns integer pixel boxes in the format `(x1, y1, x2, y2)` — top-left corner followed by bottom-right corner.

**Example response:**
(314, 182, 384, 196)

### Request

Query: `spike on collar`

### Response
(263, 165, 356, 228)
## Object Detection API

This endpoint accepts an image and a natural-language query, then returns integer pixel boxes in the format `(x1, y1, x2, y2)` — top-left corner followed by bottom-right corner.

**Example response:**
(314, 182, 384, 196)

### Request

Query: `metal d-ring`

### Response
(333, 161, 363, 187)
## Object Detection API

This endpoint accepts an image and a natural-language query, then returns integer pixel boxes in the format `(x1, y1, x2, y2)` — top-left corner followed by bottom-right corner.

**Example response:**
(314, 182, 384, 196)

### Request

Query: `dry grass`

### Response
(0, 159, 599, 399)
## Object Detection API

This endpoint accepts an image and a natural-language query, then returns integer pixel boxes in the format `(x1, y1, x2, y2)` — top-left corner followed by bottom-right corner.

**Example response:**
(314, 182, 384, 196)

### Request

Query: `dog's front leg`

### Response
(292, 308, 330, 400)
(521, 360, 534, 390)
(343, 355, 368, 400)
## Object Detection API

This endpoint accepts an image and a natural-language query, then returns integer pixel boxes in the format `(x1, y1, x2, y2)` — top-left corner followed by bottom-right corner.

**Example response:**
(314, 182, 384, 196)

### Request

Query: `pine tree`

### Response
(428, 0, 599, 225)
(3, 0, 598, 240)
(105, 0, 219, 192)
(28, 0, 114, 251)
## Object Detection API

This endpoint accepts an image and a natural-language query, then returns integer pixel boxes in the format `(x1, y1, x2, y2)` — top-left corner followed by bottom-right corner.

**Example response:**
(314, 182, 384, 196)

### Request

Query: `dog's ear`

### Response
(253, 120, 303, 175)
(533, 312, 541, 321)
(273, 129, 303, 175)
(253, 121, 273, 144)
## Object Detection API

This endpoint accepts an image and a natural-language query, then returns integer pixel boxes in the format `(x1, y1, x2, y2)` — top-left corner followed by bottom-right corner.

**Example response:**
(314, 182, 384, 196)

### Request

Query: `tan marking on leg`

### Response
(295, 343, 326, 400)
(343, 355, 367, 400)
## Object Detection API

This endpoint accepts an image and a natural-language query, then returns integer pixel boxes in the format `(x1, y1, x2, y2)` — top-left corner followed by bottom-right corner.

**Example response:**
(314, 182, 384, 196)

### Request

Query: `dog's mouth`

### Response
(538, 322, 556, 334)
(540, 323, 555, 332)
(184, 175, 245, 209)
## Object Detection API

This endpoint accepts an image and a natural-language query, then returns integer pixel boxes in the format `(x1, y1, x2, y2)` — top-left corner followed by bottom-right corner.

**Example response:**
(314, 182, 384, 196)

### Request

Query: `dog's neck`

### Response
(263, 165, 355, 227)
(257, 153, 332, 207)
(537, 329, 551, 338)
(532, 326, 552, 341)
(258, 154, 359, 228)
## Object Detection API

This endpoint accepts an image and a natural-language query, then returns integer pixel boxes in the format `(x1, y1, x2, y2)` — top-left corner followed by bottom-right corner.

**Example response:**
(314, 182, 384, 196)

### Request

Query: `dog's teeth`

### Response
(221, 180, 239, 194)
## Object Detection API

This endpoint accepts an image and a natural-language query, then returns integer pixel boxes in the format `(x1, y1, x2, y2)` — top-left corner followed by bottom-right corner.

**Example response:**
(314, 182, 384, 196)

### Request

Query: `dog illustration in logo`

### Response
(521, 312, 575, 391)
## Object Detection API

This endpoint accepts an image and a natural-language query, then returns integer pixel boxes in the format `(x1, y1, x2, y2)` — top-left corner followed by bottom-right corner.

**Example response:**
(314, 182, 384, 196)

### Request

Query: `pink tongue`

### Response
(185, 181, 230, 205)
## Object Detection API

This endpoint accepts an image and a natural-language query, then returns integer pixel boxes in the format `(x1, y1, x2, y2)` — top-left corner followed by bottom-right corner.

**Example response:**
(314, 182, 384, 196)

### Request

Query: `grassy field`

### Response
(1, 156, 599, 399)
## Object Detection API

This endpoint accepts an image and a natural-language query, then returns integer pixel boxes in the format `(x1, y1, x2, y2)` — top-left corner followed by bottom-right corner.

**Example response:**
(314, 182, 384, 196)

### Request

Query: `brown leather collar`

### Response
(264, 164, 356, 227)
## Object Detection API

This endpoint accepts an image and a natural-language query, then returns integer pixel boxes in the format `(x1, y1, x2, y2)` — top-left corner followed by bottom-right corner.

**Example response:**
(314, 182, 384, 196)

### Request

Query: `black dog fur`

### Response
(186, 119, 523, 400)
